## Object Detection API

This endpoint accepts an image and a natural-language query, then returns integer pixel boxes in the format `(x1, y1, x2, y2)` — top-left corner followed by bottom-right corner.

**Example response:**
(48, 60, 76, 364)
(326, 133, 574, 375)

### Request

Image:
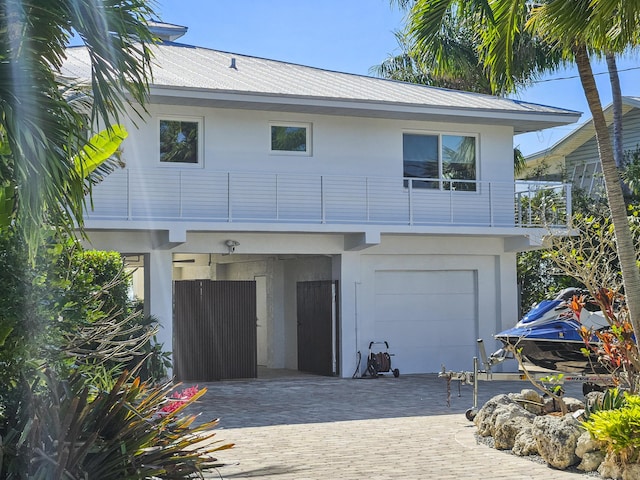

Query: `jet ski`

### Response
(495, 288, 610, 373)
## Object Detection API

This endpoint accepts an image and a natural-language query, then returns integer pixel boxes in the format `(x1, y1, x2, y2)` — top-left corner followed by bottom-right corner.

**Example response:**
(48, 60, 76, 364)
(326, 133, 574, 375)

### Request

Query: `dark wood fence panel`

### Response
(174, 280, 256, 381)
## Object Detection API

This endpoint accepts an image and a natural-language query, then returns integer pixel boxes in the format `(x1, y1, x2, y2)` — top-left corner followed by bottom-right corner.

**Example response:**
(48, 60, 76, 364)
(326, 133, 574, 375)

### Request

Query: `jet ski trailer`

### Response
(439, 339, 613, 421)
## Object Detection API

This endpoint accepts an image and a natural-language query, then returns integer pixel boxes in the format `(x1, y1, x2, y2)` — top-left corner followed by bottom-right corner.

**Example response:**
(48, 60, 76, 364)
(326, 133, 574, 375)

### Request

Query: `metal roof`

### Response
(60, 41, 580, 133)
(526, 96, 640, 163)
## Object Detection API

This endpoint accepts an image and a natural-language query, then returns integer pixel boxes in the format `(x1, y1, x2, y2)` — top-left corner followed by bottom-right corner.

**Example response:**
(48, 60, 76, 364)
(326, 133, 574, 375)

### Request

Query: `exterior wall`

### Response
(123, 104, 515, 183)
(566, 107, 640, 183)
(78, 103, 539, 229)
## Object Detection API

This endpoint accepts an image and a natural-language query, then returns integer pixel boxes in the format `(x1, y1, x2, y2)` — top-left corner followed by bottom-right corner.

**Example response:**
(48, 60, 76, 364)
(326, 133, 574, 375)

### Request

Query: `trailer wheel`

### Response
(465, 408, 477, 422)
(393, 368, 400, 378)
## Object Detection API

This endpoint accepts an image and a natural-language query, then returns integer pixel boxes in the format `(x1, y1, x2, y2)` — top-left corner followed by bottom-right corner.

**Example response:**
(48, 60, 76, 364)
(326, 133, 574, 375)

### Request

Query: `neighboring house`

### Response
(60, 22, 580, 380)
(521, 96, 640, 196)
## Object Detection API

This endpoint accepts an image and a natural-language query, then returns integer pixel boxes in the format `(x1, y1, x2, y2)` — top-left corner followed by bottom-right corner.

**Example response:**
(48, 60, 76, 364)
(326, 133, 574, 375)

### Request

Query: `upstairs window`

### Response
(403, 133, 477, 191)
(270, 123, 311, 155)
(159, 117, 202, 165)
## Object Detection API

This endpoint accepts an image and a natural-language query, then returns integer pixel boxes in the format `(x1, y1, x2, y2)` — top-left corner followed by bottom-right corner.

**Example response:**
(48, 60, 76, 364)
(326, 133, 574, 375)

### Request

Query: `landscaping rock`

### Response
(512, 425, 538, 456)
(492, 403, 535, 450)
(474, 394, 515, 437)
(532, 414, 582, 469)
(585, 390, 605, 411)
(577, 451, 606, 472)
(599, 452, 624, 480)
(575, 431, 602, 458)
(563, 396, 585, 413)
(510, 389, 544, 415)
(542, 395, 564, 414)
(575, 424, 605, 472)
(622, 463, 640, 480)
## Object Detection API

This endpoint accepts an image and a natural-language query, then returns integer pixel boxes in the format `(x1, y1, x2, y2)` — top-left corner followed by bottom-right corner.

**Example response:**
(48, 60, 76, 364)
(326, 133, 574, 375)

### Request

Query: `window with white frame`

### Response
(403, 133, 477, 190)
(159, 117, 203, 165)
(270, 122, 311, 155)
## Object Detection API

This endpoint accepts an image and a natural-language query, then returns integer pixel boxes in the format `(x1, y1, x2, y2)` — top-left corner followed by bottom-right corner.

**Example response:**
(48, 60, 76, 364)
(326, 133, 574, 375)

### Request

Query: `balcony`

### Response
(86, 170, 571, 229)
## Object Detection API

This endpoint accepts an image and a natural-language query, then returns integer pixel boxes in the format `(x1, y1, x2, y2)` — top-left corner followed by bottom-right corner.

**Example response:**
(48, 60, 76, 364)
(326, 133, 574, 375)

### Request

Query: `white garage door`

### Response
(374, 270, 477, 373)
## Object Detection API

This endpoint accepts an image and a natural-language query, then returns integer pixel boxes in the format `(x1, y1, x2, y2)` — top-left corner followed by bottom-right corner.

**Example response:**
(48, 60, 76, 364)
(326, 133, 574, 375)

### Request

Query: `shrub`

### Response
(583, 392, 640, 464)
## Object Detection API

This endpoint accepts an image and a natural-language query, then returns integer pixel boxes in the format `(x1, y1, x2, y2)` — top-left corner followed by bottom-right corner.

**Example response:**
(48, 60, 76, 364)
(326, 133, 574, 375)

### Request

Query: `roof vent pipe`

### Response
(229, 58, 237, 69)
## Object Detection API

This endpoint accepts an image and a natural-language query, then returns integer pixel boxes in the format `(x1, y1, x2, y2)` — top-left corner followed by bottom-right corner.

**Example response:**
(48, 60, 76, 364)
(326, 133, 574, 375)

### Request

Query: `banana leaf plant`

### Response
(0, 124, 128, 231)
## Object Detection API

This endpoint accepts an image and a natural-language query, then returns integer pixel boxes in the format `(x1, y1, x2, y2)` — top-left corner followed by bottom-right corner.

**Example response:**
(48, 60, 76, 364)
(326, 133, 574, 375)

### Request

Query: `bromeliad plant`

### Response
(3, 368, 232, 479)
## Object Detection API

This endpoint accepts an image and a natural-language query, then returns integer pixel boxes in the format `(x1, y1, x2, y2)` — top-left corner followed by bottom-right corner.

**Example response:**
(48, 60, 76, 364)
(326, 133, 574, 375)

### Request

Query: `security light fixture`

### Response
(225, 239, 240, 254)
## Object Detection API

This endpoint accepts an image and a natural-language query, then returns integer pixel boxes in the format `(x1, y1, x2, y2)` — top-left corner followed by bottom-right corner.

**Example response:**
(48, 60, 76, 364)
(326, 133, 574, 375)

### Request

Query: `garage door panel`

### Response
(375, 294, 433, 318)
(375, 293, 474, 320)
(375, 320, 474, 349)
(374, 270, 477, 373)
(375, 270, 475, 295)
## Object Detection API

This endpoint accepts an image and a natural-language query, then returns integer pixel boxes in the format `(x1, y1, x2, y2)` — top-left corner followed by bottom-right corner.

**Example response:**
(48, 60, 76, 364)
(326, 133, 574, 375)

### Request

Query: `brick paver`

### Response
(185, 372, 594, 479)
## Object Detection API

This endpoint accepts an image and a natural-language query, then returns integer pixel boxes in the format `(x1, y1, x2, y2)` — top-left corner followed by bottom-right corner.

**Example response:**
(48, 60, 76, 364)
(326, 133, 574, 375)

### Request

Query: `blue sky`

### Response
(157, 0, 640, 156)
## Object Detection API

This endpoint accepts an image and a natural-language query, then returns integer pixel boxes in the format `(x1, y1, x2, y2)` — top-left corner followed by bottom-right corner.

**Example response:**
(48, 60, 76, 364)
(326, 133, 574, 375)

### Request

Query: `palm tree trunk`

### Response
(575, 45, 640, 344)
(606, 52, 624, 169)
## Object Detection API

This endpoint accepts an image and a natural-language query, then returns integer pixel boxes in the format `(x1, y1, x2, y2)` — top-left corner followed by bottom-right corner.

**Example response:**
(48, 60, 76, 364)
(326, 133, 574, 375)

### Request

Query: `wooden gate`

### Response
(296, 280, 339, 376)
(174, 280, 257, 381)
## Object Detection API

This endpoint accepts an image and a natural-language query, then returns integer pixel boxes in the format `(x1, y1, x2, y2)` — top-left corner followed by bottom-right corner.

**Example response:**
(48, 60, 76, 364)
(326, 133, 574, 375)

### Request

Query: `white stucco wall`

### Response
(120, 104, 515, 183)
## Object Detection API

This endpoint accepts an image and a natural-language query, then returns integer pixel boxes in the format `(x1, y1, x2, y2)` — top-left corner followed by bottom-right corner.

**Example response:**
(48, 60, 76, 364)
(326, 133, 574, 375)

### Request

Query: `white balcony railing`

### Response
(86, 170, 571, 229)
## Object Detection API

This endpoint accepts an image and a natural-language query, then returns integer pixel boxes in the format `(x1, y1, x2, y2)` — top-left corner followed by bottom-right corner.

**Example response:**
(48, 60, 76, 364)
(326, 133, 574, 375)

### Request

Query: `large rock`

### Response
(599, 452, 624, 480)
(474, 394, 516, 437)
(532, 414, 582, 469)
(542, 395, 584, 414)
(575, 428, 605, 472)
(622, 463, 640, 480)
(512, 426, 538, 456)
(509, 389, 544, 415)
(563, 396, 585, 413)
(598, 452, 640, 480)
(576, 431, 602, 458)
(492, 403, 535, 450)
(578, 451, 606, 473)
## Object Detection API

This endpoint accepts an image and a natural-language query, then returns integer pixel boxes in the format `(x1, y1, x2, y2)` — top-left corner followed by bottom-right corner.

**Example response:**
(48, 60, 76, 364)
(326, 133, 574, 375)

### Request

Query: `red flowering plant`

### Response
(158, 385, 202, 417)
(570, 288, 640, 392)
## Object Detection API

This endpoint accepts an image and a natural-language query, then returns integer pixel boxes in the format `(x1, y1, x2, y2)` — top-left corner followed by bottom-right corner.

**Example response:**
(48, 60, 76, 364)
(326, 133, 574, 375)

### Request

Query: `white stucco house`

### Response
(60, 23, 580, 380)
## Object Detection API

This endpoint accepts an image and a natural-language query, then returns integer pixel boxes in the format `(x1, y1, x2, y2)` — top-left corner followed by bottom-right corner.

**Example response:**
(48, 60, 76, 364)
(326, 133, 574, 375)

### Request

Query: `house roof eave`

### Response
(148, 85, 581, 133)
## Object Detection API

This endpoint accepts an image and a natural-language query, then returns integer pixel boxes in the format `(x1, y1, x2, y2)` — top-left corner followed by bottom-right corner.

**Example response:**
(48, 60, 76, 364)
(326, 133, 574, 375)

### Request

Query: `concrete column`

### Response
(337, 251, 361, 378)
(145, 250, 174, 374)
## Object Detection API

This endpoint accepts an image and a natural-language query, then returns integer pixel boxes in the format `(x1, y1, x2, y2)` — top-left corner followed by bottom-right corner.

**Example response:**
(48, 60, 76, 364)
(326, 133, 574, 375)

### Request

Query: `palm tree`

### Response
(0, 0, 156, 256)
(372, 19, 494, 93)
(404, 0, 640, 342)
(381, 1, 563, 95)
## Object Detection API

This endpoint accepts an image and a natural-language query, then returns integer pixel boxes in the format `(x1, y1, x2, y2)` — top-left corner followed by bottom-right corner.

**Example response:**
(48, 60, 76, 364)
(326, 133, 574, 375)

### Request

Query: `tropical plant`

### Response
(382, 0, 563, 95)
(583, 393, 640, 465)
(0, 0, 154, 258)
(2, 368, 232, 478)
(583, 387, 627, 421)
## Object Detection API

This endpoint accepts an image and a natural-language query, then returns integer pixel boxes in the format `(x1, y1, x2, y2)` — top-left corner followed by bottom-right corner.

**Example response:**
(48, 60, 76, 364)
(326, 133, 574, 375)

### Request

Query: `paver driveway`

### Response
(186, 371, 594, 479)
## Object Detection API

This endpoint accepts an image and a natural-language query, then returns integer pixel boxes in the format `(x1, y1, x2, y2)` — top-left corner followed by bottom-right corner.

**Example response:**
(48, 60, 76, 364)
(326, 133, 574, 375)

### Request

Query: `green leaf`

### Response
(0, 184, 15, 228)
(73, 125, 128, 178)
